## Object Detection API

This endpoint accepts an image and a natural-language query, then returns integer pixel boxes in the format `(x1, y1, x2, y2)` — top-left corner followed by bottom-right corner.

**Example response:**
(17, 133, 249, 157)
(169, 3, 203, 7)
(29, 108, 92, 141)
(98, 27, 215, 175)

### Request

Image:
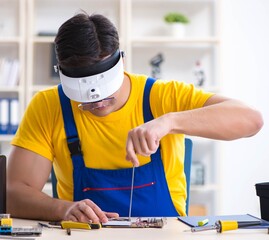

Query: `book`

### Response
(9, 98, 19, 134)
(0, 98, 19, 134)
(0, 99, 9, 134)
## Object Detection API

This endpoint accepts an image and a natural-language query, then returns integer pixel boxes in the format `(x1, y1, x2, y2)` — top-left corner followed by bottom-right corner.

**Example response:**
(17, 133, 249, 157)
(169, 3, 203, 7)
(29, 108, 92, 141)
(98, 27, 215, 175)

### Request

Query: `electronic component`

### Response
(102, 217, 166, 228)
(1, 214, 42, 236)
(11, 227, 42, 236)
(0, 214, 12, 235)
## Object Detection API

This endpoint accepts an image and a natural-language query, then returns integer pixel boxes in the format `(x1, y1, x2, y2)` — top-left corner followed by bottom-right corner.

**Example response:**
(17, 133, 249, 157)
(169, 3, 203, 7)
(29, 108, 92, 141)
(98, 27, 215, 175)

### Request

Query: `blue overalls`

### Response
(58, 77, 179, 217)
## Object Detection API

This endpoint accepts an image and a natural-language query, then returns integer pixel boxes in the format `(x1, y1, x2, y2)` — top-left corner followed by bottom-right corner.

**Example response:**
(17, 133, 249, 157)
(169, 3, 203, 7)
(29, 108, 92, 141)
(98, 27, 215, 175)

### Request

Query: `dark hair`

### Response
(54, 12, 119, 68)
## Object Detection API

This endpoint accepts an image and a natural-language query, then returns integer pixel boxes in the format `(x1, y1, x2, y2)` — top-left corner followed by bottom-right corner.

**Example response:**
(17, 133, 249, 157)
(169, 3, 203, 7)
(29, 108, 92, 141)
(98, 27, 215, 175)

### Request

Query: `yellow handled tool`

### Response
(215, 220, 261, 233)
(191, 220, 261, 233)
(61, 221, 101, 230)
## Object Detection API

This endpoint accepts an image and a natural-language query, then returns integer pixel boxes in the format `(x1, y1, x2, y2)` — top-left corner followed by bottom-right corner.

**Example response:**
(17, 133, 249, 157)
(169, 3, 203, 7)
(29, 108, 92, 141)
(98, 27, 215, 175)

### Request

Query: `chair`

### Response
(51, 138, 193, 215)
(184, 138, 193, 215)
(0, 155, 7, 213)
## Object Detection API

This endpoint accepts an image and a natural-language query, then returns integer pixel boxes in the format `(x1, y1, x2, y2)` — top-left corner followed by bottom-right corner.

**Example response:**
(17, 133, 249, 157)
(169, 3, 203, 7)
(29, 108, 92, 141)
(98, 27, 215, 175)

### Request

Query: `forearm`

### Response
(167, 99, 263, 140)
(7, 182, 72, 221)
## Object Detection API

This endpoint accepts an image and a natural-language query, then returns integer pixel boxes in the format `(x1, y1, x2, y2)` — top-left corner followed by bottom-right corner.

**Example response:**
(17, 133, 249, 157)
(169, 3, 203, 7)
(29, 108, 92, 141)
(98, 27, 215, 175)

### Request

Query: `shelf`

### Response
(0, 135, 14, 142)
(131, 37, 220, 44)
(31, 36, 55, 43)
(0, 37, 22, 43)
(0, 87, 22, 93)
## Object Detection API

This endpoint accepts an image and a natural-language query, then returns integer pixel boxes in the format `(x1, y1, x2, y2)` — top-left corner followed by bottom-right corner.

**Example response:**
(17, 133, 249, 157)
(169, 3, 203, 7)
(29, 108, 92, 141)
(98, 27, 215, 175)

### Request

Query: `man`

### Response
(7, 12, 263, 223)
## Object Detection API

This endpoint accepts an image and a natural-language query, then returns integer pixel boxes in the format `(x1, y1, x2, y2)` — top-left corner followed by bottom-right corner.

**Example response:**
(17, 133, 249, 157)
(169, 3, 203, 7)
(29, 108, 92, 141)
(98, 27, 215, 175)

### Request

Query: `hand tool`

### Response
(60, 221, 101, 230)
(47, 221, 101, 230)
(191, 220, 261, 233)
(128, 166, 135, 221)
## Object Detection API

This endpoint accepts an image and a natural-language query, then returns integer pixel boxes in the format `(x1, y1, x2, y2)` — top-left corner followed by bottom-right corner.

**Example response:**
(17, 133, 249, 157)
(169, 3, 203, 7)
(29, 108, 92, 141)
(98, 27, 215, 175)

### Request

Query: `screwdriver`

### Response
(191, 220, 261, 233)
(128, 166, 135, 221)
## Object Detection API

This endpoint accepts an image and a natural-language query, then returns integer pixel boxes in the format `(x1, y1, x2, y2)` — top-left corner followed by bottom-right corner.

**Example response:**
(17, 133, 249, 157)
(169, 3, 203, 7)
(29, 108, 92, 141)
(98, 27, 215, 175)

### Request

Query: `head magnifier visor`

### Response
(56, 49, 124, 104)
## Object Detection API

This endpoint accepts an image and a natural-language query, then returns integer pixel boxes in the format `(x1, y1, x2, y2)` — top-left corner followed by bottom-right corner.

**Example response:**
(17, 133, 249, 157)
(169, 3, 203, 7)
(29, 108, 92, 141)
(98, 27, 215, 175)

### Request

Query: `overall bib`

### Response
(58, 77, 179, 217)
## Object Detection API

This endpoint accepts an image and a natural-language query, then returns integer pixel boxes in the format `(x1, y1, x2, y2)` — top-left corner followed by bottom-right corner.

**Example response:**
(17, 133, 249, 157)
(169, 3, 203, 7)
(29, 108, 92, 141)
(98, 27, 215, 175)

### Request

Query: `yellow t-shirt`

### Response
(12, 72, 213, 216)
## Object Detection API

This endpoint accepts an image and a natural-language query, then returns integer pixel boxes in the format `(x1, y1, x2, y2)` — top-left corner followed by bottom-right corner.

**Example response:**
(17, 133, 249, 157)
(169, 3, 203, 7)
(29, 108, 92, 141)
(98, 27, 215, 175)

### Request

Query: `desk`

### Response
(10, 218, 268, 240)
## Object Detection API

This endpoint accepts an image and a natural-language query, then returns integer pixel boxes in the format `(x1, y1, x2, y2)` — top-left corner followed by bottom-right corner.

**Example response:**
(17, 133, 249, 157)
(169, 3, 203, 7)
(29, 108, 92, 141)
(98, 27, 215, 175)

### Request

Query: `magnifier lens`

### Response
(78, 97, 116, 111)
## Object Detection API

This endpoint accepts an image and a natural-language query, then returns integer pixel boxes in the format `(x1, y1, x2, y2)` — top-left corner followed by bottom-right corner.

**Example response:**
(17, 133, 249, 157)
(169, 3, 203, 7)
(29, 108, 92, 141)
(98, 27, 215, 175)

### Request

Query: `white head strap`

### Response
(57, 50, 124, 102)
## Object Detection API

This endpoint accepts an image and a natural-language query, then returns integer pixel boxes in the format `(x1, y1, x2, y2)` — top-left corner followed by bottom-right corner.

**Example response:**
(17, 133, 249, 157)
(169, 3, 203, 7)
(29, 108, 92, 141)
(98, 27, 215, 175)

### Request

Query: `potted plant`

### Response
(164, 12, 190, 37)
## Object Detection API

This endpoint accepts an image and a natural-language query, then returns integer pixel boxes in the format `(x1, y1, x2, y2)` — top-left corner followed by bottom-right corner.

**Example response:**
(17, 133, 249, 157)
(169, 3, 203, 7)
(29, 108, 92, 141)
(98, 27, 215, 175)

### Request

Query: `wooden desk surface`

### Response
(11, 218, 268, 240)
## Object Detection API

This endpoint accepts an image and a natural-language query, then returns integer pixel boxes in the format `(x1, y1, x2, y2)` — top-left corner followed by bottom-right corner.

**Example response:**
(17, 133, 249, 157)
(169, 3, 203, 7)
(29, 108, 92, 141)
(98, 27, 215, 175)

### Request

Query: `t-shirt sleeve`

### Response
(150, 80, 215, 116)
(11, 90, 59, 161)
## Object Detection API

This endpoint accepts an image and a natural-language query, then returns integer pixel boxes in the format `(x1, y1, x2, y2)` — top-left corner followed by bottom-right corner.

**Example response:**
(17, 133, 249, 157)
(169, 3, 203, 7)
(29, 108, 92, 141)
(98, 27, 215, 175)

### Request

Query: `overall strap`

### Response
(143, 77, 156, 122)
(58, 85, 83, 166)
(141, 77, 178, 216)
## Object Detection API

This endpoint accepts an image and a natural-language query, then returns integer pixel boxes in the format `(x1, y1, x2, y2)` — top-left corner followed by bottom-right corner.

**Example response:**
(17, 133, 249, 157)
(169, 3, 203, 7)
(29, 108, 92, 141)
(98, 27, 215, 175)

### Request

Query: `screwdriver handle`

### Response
(216, 220, 261, 233)
(216, 220, 238, 233)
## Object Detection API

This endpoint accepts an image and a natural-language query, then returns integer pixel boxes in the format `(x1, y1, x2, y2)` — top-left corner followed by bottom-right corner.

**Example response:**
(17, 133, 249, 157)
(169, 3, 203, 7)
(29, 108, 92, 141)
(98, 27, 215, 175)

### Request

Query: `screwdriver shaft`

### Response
(128, 166, 135, 221)
(191, 225, 217, 232)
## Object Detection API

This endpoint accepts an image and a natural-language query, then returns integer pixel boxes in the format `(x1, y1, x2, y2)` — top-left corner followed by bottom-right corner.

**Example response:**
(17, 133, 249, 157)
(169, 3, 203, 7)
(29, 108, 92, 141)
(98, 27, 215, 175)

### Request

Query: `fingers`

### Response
(64, 199, 118, 223)
(126, 126, 159, 166)
(103, 212, 120, 222)
(126, 137, 140, 167)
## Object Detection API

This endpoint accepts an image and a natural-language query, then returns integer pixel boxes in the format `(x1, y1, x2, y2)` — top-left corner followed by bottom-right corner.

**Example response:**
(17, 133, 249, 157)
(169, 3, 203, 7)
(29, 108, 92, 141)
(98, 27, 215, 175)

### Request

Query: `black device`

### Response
(150, 53, 164, 79)
(0, 155, 6, 213)
(256, 182, 269, 221)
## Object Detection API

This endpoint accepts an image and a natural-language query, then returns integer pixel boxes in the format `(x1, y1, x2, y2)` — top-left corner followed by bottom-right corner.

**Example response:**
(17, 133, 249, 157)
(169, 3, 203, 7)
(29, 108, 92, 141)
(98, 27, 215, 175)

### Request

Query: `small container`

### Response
(255, 182, 269, 221)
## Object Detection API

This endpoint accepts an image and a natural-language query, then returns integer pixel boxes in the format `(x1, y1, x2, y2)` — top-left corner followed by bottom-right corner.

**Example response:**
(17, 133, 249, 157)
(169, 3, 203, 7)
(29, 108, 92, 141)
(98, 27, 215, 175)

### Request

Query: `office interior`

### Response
(0, 0, 268, 219)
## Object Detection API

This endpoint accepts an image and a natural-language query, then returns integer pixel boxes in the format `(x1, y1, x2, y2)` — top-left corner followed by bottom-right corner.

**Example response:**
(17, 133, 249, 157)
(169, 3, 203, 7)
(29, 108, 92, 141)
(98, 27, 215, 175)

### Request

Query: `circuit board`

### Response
(102, 217, 166, 228)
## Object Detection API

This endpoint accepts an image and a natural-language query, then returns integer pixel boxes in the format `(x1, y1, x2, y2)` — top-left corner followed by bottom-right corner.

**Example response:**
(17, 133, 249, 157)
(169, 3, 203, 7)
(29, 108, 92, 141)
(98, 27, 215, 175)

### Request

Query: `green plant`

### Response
(164, 12, 189, 24)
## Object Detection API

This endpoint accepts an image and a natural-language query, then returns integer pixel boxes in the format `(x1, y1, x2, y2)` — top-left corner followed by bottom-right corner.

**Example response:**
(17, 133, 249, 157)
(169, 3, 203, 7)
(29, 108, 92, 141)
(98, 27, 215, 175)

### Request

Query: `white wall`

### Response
(220, 0, 269, 216)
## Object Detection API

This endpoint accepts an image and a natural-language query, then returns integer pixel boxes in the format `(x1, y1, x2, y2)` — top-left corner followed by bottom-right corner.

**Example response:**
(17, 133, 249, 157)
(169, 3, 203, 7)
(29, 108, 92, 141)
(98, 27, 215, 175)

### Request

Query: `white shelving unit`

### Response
(1, 0, 222, 215)
(0, 0, 26, 157)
